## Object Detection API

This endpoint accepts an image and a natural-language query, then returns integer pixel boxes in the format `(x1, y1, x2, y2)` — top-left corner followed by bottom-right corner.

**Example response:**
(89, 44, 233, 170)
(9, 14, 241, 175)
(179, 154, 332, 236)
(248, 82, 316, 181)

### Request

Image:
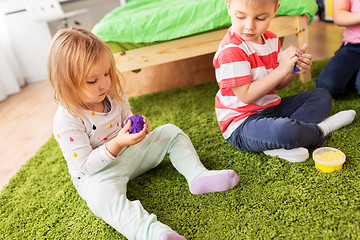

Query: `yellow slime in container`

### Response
(315, 151, 343, 162)
(313, 148, 346, 173)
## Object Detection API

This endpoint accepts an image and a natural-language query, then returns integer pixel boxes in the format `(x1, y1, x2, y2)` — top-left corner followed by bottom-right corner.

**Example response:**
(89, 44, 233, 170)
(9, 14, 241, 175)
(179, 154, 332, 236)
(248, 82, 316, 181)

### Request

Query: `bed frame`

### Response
(114, 15, 311, 83)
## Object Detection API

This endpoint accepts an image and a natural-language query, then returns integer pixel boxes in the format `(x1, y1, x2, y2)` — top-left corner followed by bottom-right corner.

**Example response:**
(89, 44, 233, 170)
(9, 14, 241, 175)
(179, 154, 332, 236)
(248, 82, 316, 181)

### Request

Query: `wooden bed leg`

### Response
(296, 15, 312, 83)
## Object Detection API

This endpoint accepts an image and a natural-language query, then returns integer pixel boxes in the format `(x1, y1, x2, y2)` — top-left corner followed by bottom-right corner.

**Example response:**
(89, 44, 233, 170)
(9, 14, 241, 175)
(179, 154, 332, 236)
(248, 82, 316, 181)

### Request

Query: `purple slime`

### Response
(126, 114, 144, 134)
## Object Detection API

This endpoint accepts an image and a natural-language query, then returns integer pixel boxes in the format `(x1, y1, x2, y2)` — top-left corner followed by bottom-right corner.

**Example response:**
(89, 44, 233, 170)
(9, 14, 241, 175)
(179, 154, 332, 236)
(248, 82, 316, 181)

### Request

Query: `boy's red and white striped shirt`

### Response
(213, 27, 282, 139)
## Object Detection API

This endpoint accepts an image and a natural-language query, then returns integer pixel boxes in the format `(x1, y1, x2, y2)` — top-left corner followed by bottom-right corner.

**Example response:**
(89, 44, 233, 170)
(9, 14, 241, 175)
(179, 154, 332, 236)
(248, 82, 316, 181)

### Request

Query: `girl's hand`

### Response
(278, 45, 302, 74)
(105, 119, 148, 157)
(142, 116, 151, 134)
(115, 120, 147, 147)
(293, 44, 312, 74)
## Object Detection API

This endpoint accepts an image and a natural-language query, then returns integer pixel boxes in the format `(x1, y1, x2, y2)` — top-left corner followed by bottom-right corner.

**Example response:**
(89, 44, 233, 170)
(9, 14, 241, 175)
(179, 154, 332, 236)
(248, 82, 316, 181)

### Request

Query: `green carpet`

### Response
(1, 59, 360, 239)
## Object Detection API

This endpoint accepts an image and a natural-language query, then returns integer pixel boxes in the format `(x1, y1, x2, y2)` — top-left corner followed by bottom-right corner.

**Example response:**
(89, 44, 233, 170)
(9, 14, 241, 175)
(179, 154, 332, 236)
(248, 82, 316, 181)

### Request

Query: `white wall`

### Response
(0, 0, 120, 84)
(48, 0, 120, 36)
(0, 2, 25, 100)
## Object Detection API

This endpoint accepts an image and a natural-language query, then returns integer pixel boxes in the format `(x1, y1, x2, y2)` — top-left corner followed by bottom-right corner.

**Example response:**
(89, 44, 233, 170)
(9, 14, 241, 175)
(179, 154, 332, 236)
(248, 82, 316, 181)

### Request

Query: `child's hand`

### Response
(293, 43, 312, 74)
(279, 45, 302, 74)
(105, 118, 149, 157)
(115, 120, 147, 147)
(142, 116, 151, 134)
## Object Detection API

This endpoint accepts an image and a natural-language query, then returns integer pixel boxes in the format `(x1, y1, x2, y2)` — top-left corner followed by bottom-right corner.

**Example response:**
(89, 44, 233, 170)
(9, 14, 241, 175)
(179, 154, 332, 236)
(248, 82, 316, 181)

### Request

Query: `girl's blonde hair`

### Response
(47, 28, 127, 117)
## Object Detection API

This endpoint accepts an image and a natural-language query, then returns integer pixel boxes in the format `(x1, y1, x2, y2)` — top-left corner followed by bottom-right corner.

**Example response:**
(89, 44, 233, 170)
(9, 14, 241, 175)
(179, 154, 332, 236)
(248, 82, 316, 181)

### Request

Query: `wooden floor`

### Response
(0, 18, 344, 191)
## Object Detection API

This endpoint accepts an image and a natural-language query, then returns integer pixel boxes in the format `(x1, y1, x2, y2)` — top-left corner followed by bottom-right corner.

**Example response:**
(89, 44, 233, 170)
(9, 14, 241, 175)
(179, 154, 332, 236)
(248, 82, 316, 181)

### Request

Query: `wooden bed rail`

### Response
(114, 15, 311, 82)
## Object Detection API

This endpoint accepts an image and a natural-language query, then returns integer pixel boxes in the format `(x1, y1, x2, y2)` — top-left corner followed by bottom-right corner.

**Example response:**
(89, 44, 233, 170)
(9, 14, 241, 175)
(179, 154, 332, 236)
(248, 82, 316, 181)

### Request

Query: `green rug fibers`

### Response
(1, 59, 360, 239)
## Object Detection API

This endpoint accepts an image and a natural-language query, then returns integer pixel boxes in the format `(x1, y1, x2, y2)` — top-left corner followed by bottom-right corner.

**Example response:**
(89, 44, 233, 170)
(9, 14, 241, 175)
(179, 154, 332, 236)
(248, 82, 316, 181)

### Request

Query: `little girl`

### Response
(48, 28, 239, 240)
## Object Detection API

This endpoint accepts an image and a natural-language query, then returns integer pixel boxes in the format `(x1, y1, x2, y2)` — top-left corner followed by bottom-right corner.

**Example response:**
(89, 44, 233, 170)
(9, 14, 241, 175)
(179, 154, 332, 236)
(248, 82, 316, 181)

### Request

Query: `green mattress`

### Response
(92, 0, 318, 53)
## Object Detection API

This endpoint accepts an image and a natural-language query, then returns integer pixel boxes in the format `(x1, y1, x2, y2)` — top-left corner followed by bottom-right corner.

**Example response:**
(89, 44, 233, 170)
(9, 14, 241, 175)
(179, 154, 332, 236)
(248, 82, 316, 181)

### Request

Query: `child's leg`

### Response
(318, 110, 356, 136)
(273, 88, 332, 124)
(278, 88, 356, 136)
(254, 89, 331, 162)
(128, 124, 239, 195)
(76, 129, 209, 240)
(316, 43, 360, 98)
(228, 109, 356, 162)
(227, 116, 325, 153)
(76, 174, 177, 240)
(188, 169, 239, 195)
(355, 69, 360, 95)
(227, 88, 332, 153)
(163, 124, 239, 194)
(159, 232, 186, 240)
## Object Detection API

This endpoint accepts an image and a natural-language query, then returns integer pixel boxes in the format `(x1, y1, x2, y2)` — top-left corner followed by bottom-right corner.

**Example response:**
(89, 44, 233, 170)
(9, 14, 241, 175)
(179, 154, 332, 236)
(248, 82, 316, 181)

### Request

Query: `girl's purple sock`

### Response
(189, 170, 239, 195)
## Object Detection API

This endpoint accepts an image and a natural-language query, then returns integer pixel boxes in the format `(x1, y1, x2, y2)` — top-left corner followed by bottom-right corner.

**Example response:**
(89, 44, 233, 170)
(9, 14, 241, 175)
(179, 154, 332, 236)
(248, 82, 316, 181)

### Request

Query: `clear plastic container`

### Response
(312, 147, 346, 173)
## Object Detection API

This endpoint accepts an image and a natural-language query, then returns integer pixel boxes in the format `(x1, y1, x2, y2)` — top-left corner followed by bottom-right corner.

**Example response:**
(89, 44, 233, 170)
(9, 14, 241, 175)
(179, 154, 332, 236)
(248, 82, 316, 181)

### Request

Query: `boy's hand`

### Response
(279, 45, 302, 74)
(293, 43, 312, 74)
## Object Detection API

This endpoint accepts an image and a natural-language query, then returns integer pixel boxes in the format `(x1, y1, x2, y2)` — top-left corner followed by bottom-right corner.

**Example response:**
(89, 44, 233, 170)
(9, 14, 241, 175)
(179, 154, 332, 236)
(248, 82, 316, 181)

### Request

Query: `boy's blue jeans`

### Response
(316, 43, 360, 98)
(227, 88, 332, 152)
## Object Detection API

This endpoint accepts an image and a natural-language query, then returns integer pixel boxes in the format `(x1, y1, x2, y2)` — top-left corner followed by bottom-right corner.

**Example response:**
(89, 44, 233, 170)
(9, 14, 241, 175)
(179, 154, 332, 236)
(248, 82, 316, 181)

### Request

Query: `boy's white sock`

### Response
(318, 110, 356, 136)
(263, 147, 309, 163)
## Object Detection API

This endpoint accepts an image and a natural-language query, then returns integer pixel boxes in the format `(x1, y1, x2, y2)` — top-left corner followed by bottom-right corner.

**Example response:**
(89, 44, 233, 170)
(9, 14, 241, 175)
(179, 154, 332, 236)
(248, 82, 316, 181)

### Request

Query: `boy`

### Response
(214, 0, 356, 162)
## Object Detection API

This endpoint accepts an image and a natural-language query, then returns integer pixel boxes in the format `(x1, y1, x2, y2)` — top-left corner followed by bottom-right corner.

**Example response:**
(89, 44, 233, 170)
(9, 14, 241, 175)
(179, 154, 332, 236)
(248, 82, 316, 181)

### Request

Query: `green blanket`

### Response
(92, 0, 318, 44)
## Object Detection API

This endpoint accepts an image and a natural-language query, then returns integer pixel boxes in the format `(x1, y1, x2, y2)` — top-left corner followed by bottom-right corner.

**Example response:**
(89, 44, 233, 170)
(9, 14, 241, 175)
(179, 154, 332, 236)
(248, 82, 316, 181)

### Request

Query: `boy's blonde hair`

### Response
(47, 28, 127, 117)
(230, 0, 278, 7)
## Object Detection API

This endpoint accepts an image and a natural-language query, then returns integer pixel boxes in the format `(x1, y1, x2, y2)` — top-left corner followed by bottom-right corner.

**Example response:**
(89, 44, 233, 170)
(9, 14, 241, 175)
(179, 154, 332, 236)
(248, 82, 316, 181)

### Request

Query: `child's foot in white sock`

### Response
(263, 147, 309, 162)
(159, 232, 186, 240)
(189, 170, 239, 195)
(318, 110, 356, 136)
